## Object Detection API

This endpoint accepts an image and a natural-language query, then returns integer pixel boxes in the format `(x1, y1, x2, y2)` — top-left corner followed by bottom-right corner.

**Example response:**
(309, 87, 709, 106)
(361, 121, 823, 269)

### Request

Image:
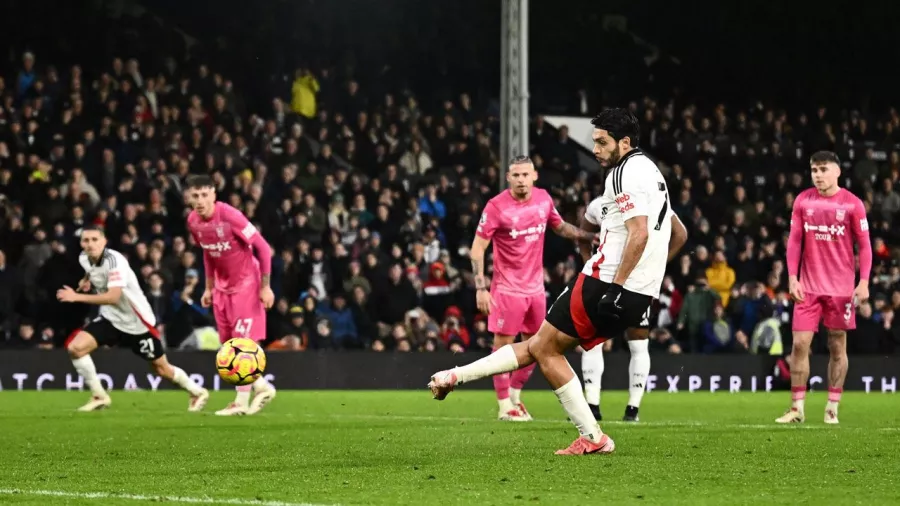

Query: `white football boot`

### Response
(246, 383, 276, 415)
(775, 408, 805, 424)
(824, 404, 839, 425)
(215, 402, 248, 416)
(77, 395, 112, 412)
(188, 389, 210, 412)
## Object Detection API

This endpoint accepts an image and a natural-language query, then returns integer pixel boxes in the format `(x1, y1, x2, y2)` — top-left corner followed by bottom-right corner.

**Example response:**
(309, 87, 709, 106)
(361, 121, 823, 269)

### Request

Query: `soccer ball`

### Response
(216, 338, 267, 386)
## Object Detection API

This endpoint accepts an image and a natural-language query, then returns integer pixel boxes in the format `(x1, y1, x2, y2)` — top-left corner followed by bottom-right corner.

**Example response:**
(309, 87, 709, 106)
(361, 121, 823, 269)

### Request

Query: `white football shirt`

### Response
(582, 149, 672, 298)
(79, 248, 157, 335)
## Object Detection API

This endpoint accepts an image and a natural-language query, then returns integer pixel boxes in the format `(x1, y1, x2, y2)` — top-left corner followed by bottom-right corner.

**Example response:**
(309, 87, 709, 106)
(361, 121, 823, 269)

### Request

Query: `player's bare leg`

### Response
(66, 331, 111, 411)
(429, 321, 614, 455)
(150, 355, 209, 412)
(776, 331, 813, 423)
(508, 332, 537, 421)
(623, 328, 651, 422)
(491, 333, 528, 421)
(824, 330, 848, 424)
(580, 344, 604, 420)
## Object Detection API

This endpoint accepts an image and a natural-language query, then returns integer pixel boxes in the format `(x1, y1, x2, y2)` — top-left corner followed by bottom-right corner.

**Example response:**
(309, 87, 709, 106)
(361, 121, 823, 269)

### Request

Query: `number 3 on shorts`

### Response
(844, 303, 852, 322)
(138, 338, 155, 359)
(234, 318, 253, 337)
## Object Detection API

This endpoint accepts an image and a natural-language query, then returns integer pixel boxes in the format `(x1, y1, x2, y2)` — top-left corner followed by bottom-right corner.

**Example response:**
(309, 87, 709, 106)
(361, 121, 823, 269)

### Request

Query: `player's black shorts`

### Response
(80, 317, 165, 361)
(546, 273, 653, 351)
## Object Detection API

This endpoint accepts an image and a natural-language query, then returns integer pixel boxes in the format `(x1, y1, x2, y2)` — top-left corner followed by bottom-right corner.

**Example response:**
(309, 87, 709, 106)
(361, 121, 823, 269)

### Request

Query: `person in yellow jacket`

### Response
(291, 68, 319, 119)
(706, 250, 736, 306)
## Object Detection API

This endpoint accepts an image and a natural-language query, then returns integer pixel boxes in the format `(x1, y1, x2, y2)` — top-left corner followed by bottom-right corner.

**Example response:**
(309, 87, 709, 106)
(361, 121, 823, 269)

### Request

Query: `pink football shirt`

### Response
(787, 188, 872, 296)
(188, 202, 262, 294)
(476, 187, 563, 296)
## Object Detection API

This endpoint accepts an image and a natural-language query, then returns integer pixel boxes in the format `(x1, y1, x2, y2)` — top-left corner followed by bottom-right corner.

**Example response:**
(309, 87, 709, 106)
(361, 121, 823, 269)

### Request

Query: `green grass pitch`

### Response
(1, 390, 898, 506)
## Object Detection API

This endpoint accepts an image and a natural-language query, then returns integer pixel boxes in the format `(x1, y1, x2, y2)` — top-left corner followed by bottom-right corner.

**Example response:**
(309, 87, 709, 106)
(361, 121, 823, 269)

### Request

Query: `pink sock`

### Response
(828, 387, 843, 403)
(236, 385, 252, 392)
(510, 362, 537, 389)
(791, 386, 806, 401)
(493, 373, 511, 400)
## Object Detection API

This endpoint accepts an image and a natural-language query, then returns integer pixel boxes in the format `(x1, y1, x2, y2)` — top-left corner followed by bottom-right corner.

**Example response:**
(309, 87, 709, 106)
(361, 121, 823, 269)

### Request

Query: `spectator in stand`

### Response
(677, 277, 721, 352)
(706, 250, 737, 307)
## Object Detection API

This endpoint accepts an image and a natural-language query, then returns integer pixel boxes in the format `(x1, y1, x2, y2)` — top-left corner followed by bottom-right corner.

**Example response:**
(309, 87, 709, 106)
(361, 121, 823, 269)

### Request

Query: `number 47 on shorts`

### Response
(235, 318, 253, 337)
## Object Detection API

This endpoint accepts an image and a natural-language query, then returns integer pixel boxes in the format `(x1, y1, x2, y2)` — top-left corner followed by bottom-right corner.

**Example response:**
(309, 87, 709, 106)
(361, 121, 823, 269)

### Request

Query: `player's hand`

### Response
(853, 283, 869, 305)
(597, 283, 625, 321)
(591, 233, 603, 247)
(56, 285, 80, 303)
(260, 286, 275, 309)
(789, 278, 805, 302)
(476, 289, 492, 315)
(77, 278, 91, 293)
(201, 289, 213, 308)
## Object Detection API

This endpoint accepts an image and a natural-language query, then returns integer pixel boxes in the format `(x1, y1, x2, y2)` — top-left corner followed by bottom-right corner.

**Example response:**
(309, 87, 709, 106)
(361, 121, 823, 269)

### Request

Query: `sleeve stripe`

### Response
(104, 252, 117, 269)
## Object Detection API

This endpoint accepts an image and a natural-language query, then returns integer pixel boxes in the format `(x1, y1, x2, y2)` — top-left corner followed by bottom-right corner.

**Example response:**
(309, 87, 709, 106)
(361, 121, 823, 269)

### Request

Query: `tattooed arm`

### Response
(470, 235, 491, 291)
(553, 221, 596, 243)
(577, 215, 601, 263)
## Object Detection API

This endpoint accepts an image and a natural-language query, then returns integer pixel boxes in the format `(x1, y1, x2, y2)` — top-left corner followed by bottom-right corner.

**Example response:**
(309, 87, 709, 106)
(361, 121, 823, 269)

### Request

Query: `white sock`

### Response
(555, 377, 603, 443)
(499, 397, 515, 413)
(72, 355, 107, 397)
(235, 387, 252, 406)
(509, 387, 521, 406)
(252, 376, 273, 392)
(453, 345, 520, 385)
(582, 346, 604, 406)
(627, 340, 650, 408)
(170, 366, 205, 396)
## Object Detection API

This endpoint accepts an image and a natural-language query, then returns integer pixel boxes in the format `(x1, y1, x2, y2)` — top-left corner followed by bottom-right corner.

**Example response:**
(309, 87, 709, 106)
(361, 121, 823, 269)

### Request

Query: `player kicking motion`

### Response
(430, 109, 672, 454)
(578, 211, 687, 422)
(60, 225, 209, 412)
(776, 151, 871, 425)
(471, 155, 597, 421)
(186, 175, 277, 416)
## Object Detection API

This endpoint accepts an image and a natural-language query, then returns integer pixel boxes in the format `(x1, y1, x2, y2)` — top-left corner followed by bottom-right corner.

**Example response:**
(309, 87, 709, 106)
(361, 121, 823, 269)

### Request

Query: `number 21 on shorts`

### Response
(234, 318, 253, 337)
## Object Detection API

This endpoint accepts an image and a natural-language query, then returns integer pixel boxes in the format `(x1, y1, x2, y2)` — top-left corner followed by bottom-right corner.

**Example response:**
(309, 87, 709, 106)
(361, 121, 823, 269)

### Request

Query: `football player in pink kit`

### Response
(777, 151, 872, 425)
(470, 155, 597, 421)
(186, 175, 277, 416)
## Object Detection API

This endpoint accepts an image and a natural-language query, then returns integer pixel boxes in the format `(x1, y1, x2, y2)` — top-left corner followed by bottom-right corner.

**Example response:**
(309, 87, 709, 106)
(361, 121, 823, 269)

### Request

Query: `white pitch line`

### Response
(0, 488, 334, 506)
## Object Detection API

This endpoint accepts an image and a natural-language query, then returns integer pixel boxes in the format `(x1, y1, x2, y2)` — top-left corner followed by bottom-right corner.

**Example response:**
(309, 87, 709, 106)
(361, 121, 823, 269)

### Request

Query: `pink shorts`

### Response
(488, 291, 546, 336)
(792, 293, 855, 332)
(213, 288, 267, 343)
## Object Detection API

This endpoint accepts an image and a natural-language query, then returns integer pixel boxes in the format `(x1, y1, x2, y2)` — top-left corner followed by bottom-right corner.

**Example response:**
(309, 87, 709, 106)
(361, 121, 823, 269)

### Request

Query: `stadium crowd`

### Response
(1, 20, 900, 357)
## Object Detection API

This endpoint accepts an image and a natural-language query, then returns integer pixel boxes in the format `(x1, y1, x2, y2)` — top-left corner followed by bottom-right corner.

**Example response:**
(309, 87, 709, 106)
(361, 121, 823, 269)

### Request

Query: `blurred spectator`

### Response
(706, 250, 737, 307)
(677, 277, 721, 352)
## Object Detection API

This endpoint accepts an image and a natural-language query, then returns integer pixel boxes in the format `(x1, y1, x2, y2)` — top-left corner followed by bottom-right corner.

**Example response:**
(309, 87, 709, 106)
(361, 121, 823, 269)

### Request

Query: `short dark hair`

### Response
(186, 174, 214, 189)
(591, 108, 640, 146)
(810, 150, 840, 165)
(81, 224, 105, 236)
(509, 155, 532, 166)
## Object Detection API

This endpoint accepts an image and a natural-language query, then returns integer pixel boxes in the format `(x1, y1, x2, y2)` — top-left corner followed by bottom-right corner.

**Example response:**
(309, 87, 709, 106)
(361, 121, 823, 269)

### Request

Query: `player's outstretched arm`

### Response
(786, 195, 805, 301)
(667, 214, 688, 262)
(470, 235, 492, 314)
(852, 199, 873, 303)
(577, 215, 600, 263)
(552, 221, 596, 243)
(57, 285, 122, 305)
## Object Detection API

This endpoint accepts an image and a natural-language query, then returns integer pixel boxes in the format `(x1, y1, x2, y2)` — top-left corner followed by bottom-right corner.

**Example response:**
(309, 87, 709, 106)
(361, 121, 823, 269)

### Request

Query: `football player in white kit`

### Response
(578, 207, 687, 422)
(429, 109, 674, 454)
(58, 225, 209, 412)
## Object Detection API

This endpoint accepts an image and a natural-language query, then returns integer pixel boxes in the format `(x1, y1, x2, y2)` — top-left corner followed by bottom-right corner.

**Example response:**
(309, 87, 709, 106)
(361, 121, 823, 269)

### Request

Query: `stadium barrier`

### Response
(0, 350, 897, 392)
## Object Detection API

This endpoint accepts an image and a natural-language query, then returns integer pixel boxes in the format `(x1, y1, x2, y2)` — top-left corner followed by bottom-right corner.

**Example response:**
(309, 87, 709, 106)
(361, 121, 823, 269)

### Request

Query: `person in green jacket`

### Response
(677, 276, 721, 352)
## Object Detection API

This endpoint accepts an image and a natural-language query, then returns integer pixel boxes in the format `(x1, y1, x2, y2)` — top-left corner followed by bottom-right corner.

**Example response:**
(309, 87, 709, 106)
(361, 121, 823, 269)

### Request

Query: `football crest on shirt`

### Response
(806, 209, 814, 217)
(835, 209, 846, 222)
(538, 208, 546, 219)
(216, 226, 225, 238)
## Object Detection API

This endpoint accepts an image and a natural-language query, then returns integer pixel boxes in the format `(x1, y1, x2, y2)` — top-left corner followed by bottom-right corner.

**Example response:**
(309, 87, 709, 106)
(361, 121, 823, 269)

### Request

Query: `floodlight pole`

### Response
(499, 0, 529, 188)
